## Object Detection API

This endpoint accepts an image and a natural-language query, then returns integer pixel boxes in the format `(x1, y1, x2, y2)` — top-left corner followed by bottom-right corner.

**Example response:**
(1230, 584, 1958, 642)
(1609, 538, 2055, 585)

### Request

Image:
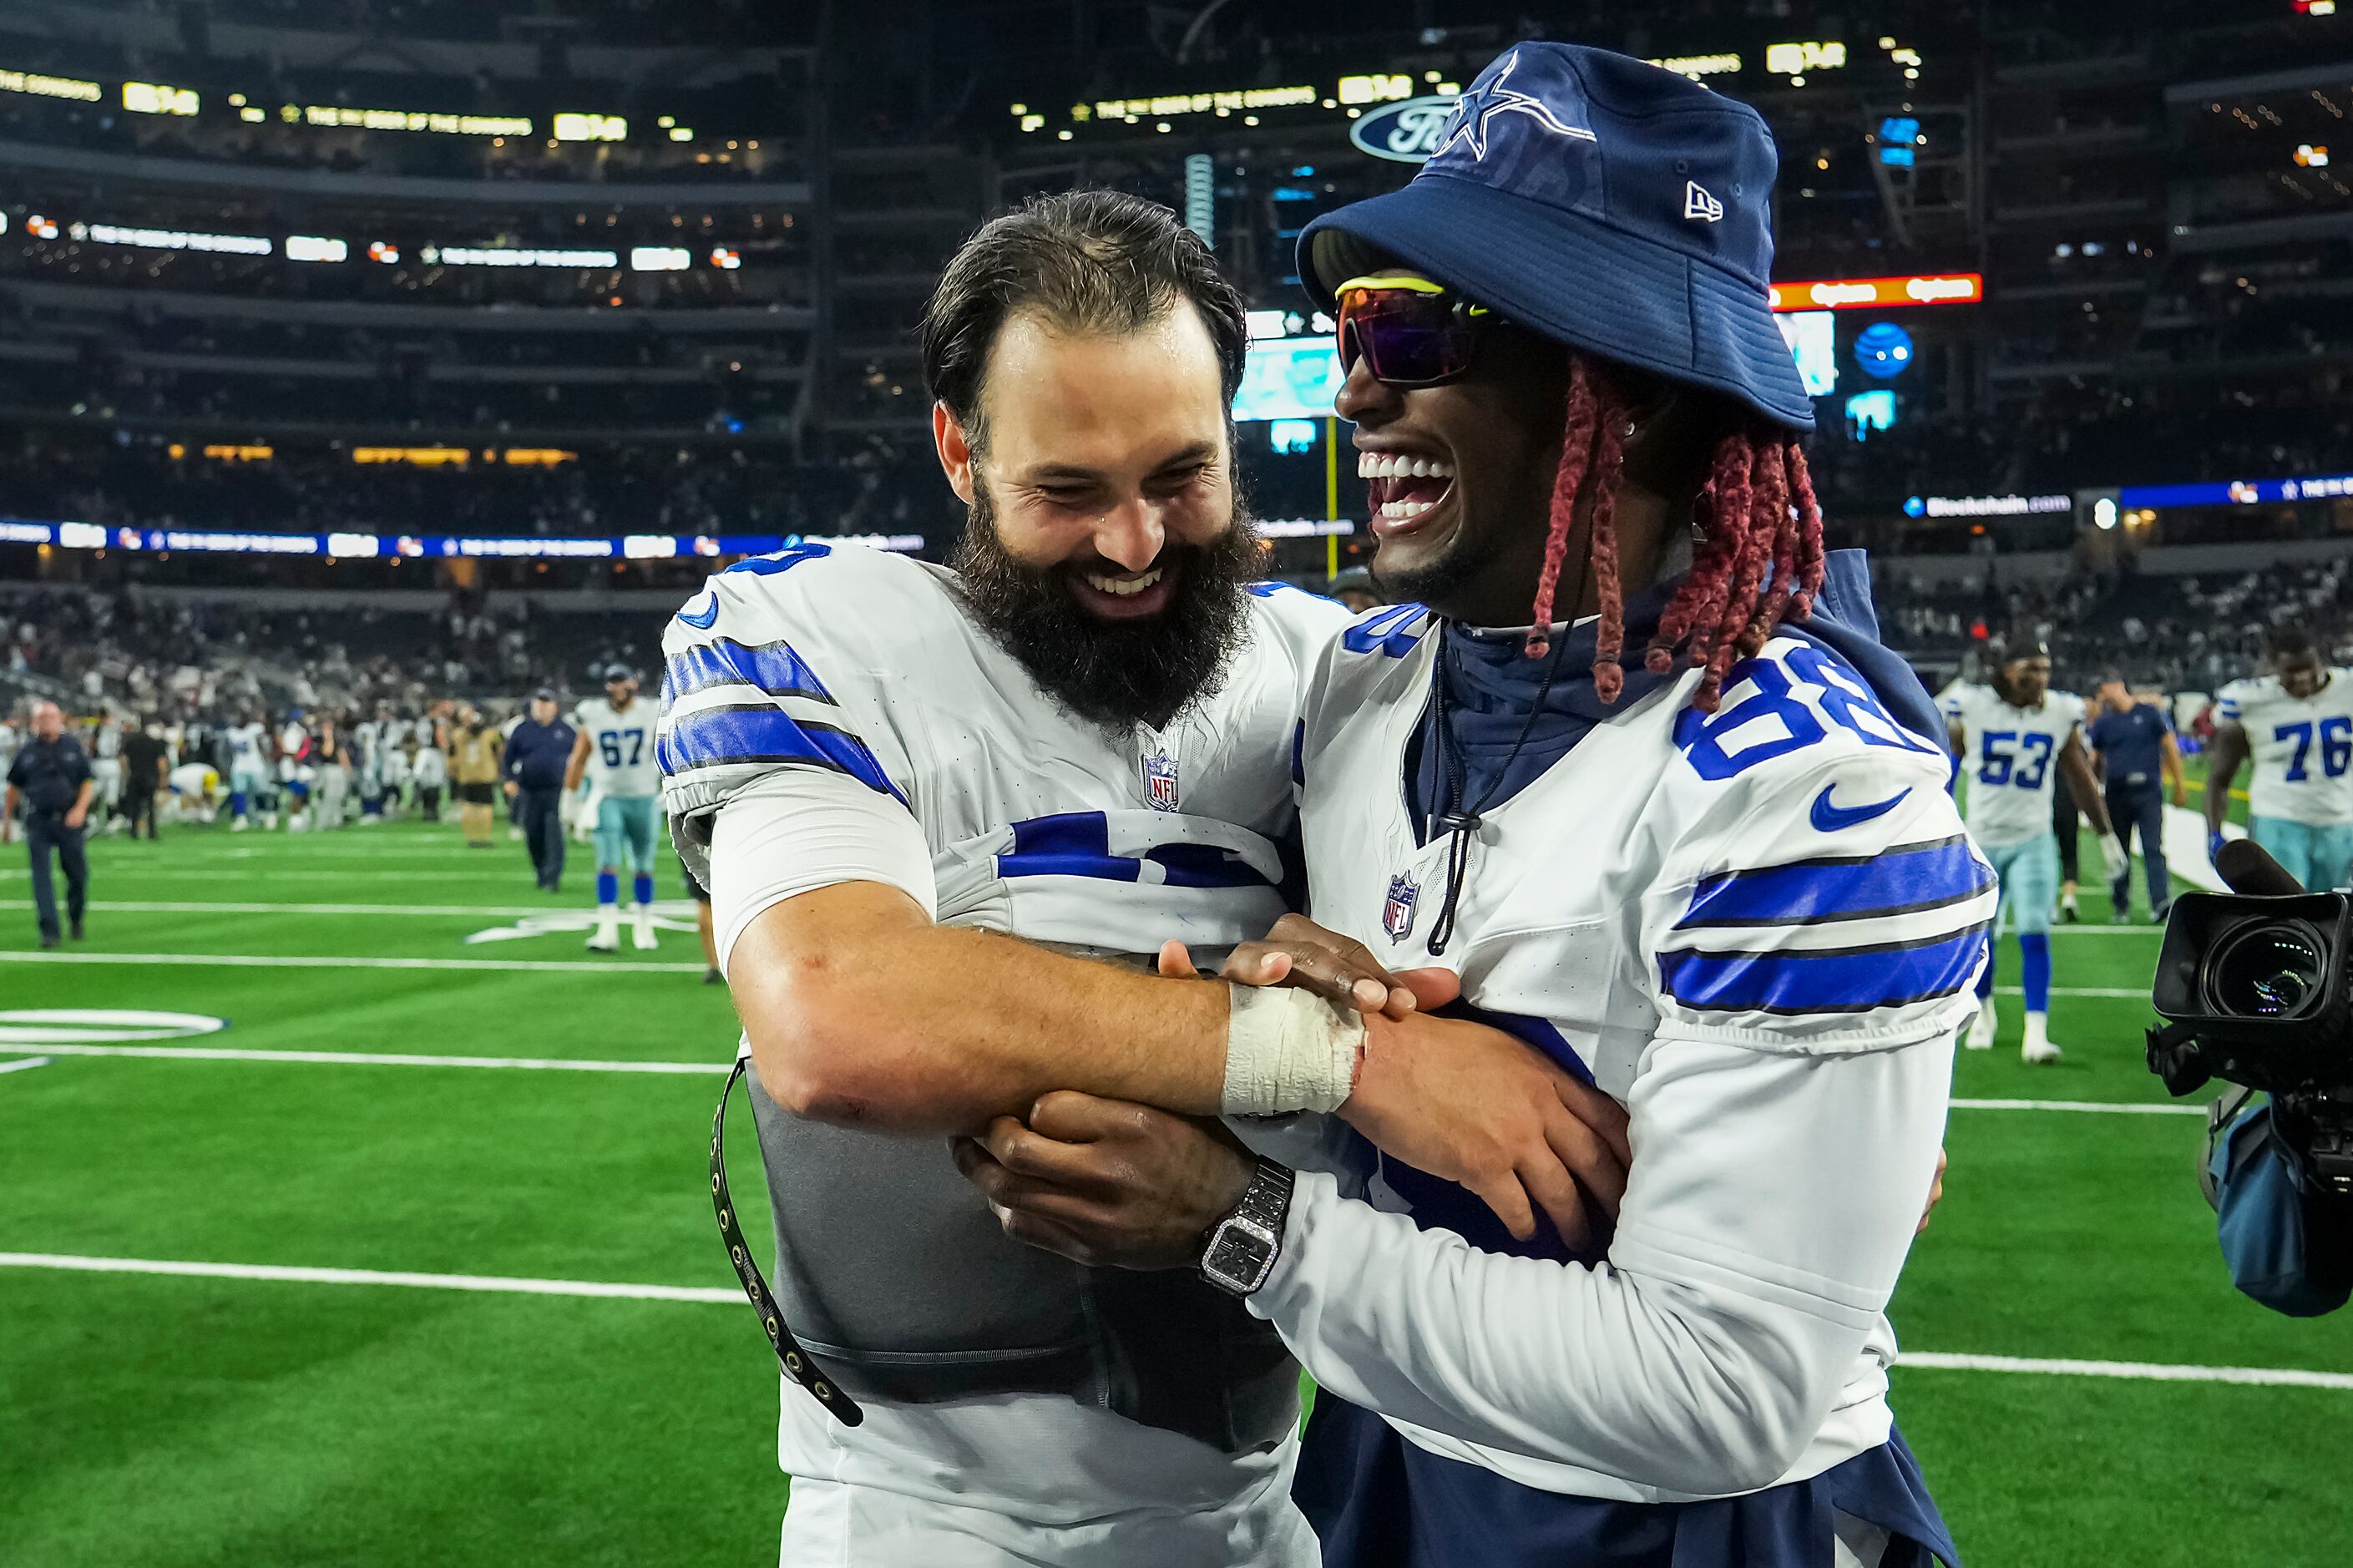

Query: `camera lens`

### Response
(2204, 919, 2329, 1020)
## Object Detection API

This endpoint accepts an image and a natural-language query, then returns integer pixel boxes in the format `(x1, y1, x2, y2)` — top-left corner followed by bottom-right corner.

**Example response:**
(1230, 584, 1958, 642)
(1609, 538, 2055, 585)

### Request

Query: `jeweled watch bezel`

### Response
(1201, 1161, 1293, 1297)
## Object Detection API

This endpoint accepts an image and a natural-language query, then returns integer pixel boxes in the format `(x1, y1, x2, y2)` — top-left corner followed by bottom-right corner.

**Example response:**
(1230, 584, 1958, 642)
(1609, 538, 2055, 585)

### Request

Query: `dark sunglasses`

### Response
(1334, 274, 1496, 388)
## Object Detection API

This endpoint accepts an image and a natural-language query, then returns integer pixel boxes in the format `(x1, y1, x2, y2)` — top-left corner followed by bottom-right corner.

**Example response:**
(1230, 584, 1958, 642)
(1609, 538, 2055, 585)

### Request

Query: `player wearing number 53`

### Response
(1944, 638, 2125, 1065)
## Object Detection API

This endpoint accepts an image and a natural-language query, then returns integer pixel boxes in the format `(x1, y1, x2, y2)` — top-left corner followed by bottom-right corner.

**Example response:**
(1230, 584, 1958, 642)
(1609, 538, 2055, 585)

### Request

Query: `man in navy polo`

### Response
(2088, 670, 2185, 920)
(503, 687, 576, 893)
(3, 701, 95, 948)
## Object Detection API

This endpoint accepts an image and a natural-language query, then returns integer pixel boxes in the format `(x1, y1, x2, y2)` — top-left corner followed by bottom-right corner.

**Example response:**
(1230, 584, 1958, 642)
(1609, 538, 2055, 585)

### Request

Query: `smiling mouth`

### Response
(1066, 559, 1179, 620)
(1359, 450, 1455, 531)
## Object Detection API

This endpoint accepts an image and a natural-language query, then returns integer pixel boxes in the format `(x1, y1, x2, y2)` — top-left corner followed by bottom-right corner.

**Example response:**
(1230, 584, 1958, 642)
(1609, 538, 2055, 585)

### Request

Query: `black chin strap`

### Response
(711, 1055, 864, 1425)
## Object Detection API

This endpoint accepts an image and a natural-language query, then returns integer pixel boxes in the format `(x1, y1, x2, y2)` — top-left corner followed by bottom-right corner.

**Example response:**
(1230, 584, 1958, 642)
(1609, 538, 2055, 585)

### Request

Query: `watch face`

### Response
(1204, 1217, 1278, 1294)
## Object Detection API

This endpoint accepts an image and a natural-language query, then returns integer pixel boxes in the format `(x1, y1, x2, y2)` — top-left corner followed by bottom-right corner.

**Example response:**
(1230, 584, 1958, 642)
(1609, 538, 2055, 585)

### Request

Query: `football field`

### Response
(1, 811, 2348, 1566)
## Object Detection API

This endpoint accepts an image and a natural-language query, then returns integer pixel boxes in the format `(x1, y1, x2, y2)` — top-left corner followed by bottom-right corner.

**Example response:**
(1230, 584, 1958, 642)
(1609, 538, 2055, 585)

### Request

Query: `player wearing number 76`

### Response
(2201, 625, 2353, 898)
(1943, 635, 2125, 1064)
(566, 664, 665, 952)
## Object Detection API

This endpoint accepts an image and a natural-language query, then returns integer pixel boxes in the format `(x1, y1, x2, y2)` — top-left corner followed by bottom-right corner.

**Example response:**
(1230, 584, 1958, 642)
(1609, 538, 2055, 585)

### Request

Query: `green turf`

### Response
(0, 807, 2347, 1566)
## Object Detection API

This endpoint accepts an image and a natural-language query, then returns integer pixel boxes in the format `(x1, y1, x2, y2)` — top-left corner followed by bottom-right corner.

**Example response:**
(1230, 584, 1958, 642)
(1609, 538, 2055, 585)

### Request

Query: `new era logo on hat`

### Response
(1299, 42, 1814, 429)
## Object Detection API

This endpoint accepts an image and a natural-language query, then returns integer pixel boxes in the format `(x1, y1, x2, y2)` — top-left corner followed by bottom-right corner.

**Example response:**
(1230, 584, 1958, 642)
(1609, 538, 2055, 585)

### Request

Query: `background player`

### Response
(89, 708, 124, 835)
(225, 708, 275, 831)
(2204, 626, 2353, 892)
(566, 664, 661, 952)
(278, 708, 313, 832)
(1946, 636, 2128, 1063)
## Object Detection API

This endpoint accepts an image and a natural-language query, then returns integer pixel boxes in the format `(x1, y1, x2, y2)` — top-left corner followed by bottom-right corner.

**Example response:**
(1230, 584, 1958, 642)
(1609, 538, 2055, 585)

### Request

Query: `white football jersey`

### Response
(1943, 684, 2085, 849)
(574, 695, 661, 798)
(2217, 670, 2353, 825)
(1253, 609, 1987, 1505)
(278, 722, 311, 778)
(225, 722, 267, 771)
(659, 540, 1346, 1543)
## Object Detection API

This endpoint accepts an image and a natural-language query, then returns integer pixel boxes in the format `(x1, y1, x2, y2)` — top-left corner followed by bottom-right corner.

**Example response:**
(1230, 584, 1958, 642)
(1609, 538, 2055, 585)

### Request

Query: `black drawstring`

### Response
(1424, 625, 1566, 956)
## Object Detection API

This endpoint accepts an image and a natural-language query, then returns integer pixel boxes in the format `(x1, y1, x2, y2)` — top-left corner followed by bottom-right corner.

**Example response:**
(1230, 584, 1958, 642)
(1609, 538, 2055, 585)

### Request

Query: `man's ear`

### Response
(933, 400, 978, 506)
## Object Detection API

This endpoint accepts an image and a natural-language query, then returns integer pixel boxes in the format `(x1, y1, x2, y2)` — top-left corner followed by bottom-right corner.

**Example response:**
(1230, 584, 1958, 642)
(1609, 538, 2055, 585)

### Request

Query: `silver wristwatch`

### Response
(1200, 1159, 1295, 1297)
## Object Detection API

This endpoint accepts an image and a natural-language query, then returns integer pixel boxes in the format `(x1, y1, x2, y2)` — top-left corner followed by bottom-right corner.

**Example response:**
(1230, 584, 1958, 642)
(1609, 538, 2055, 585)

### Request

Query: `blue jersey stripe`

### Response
(656, 704, 903, 803)
(999, 812, 1275, 889)
(1658, 923, 1990, 1016)
(1677, 835, 1990, 929)
(662, 639, 833, 705)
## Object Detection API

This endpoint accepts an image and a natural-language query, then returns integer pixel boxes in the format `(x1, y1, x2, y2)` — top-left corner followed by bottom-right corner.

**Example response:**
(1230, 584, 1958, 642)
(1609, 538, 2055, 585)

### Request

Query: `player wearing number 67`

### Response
(566, 664, 664, 952)
(1943, 635, 2125, 1064)
(2202, 625, 2353, 897)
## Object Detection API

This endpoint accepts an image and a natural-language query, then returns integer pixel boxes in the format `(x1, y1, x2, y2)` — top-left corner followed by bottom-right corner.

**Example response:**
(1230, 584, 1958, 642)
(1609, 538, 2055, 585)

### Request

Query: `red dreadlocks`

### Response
(1522, 356, 1827, 714)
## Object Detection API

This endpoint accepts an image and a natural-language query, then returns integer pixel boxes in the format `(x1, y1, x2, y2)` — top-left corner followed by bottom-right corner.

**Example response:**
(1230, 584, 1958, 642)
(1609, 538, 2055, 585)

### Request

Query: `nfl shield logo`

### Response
(1382, 874, 1419, 943)
(1143, 752, 1180, 812)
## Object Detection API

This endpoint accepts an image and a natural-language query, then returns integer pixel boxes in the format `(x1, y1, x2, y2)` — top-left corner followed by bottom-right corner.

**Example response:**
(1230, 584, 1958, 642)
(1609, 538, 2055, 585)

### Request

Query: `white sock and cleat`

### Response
(2022, 1014, 2062, 1065)
(585, 911, 620, 953)
(632, 914, 659, 951)
(1965, 999, 1997, 1050)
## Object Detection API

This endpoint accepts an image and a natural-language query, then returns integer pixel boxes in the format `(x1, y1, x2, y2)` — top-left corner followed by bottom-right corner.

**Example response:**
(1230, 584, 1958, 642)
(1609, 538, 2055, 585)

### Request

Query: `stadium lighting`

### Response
(122, 81, 200, 116)
(2296, 144, 2331, 166)
(1767, 273, 1982, 310)
(285, 235, 348, 263)
(630, 245, 691, 272)
(1765, 40, 1848, 76)
(302, 105, 532, 136)
(1647, 53, 1742, 80)
(554, 113, 628, 143)
(2092, 498, 2120, 530)
(0, 68, 100, 103)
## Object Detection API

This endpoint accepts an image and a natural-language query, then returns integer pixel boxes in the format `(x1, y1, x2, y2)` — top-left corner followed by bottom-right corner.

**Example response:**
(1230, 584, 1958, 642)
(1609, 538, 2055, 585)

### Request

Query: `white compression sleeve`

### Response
(1250, 1034, 1951, 1497)
(707, 769, 936, 972)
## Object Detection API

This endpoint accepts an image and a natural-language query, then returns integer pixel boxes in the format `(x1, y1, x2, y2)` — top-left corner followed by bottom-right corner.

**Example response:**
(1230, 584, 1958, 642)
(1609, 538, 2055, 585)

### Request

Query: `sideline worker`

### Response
(505, 687, 576, 893)
(3, 701, 94, 948)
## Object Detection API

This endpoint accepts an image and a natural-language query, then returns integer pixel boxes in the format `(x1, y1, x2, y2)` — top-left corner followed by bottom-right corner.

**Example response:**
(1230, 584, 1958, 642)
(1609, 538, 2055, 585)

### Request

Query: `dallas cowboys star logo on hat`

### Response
(1436, 48, 1597, 163)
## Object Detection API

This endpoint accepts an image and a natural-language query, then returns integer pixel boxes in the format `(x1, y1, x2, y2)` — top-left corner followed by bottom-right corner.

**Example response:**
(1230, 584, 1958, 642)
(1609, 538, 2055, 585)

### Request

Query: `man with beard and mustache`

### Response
(657, 190, 1628, 1565)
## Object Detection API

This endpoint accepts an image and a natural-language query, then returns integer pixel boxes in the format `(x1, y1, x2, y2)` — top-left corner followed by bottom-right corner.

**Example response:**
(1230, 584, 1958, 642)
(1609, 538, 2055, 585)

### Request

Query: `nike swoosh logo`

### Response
(676, 597, 719, 630)
(1810, 783, 1912, 833)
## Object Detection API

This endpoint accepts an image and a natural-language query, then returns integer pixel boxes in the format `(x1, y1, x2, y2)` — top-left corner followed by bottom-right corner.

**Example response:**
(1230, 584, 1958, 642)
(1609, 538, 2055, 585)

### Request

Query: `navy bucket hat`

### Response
(1300, 43, 1813, 430)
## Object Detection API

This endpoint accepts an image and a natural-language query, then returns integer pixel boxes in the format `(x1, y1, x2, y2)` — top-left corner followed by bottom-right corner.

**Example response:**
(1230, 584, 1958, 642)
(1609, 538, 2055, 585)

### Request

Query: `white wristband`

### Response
(1222, 984, 1366, 1115)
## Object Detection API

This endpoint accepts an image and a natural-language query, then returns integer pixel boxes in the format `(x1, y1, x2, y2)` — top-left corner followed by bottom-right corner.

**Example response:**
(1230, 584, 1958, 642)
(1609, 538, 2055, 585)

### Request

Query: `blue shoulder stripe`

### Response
(1677, 834, 1991, 929)
(1659, 922, 1991, 1016)
(656, 703, 903, 804)
(663, 639, 833, 705)
(999, 811, 1273, 890)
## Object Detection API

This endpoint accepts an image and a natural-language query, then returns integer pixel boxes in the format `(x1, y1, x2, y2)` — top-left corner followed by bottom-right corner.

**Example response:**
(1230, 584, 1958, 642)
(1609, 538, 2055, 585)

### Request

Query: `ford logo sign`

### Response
(1348, 94, 1460, 164)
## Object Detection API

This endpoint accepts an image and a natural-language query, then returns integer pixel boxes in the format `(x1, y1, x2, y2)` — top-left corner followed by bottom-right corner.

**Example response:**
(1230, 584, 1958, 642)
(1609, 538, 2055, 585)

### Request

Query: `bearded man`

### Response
(659, 190, 1627, 1566)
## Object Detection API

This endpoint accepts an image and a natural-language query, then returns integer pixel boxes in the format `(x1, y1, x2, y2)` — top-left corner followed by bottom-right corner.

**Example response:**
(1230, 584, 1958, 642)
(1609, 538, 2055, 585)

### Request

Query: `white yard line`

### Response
(0, 1055, 53, 1075)
(0, 869, 531, 882)
(3, 1252, 2340, 1390)
(0, 951, 699, 974)
(1949, 1097, 2203, 1116)
(0, 1252, 736, 1303)
(0, 1039, 2204, 1118)
(4, 1042, 726, 1074)
(1895, 1352, 2353, 1392)
(0, 900, 571, 918)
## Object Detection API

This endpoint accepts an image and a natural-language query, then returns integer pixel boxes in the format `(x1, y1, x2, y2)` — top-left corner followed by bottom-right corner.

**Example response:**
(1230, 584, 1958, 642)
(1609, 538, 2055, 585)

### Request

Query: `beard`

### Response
(952, 483, 1263, 733)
